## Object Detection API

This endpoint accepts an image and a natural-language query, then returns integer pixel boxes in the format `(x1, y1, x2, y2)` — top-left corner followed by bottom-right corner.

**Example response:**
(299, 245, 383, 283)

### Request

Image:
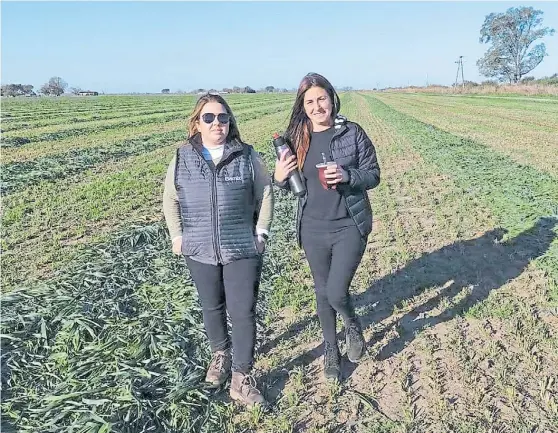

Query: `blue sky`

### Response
(2, 1, 557, 93)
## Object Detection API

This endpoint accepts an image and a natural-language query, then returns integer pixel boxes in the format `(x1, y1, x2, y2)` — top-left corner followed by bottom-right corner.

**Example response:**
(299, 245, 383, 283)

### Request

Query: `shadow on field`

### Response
(260, 216, 557, 402)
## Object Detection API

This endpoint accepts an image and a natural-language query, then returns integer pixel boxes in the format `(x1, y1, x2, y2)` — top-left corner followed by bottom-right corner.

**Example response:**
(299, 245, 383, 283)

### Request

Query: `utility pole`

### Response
(454, 56, 465, 88)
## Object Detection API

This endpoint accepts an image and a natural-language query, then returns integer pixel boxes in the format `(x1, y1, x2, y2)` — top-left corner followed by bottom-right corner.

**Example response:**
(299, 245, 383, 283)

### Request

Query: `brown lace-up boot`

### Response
(229, 371, 266, 407)
(205, 349, 231, 387)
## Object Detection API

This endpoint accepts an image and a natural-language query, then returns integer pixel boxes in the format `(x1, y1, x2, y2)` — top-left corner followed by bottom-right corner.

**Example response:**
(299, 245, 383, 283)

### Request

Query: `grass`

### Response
(1, 96, 294, 147)
(0, 95, 293, 132)
(2, 92, 557, 432)
(2, 98, 295, 165)
(1, 224, 224, 432)
(379, 83, 558, 96)
(238, 92, 557, 432)
(373, 92, 558, 176)
(1, 100, 295, 194)
(1, 106, 296, 292)
(362, 94, 558, 290)
(1, 94, 306, 432)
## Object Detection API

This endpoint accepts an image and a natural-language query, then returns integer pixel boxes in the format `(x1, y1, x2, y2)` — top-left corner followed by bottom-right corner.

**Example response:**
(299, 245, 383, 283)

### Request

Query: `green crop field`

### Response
(1, 92, 558, 433)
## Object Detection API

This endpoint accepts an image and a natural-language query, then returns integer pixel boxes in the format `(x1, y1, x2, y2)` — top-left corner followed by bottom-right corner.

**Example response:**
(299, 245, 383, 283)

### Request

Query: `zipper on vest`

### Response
(211, 171, 223, 264)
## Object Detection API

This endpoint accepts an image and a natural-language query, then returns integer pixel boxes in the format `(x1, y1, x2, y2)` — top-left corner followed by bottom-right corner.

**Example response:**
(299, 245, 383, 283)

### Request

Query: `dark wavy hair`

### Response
(284, 73, 341, 169)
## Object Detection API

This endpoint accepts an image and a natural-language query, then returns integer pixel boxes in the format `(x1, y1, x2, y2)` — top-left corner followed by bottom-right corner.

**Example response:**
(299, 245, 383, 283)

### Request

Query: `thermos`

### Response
(272, 133, 306, 197)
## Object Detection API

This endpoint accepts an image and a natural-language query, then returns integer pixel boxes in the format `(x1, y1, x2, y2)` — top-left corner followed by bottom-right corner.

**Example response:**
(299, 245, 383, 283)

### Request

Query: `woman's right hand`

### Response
(274, 148, 298, 183)
(172, 236, 182, 255)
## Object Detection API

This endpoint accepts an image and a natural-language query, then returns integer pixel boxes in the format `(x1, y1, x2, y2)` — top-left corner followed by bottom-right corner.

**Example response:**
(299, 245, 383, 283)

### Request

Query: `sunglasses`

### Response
(201, 113, 231, 124)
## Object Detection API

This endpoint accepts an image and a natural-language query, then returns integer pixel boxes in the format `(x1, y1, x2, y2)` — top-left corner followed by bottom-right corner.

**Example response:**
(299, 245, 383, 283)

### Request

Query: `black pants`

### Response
(185, 256, 262, 373)
(301, 223, 366, 346)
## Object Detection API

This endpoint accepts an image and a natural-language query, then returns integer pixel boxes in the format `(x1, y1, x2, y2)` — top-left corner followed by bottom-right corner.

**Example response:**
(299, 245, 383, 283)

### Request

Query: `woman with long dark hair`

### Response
(274, 73, 380, 381)
(163, 93, 274, 406)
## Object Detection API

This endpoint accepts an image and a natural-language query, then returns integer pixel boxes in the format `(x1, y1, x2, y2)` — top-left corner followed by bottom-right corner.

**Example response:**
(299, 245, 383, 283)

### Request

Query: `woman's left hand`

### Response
(324, 163, 349, 189)
(255, 234, 267, 254)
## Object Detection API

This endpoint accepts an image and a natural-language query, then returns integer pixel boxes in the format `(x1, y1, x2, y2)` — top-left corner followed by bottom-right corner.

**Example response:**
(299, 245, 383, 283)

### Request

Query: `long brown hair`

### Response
(187, 93, 242, 142)
(284, 73, 341, 169)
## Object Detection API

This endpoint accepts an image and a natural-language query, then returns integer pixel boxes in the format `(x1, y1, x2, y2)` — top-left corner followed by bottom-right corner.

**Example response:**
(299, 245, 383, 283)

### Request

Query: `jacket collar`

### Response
(189, 132, 245, 167)
(334, 114, 347, 129)
(332, 114, 349, 138)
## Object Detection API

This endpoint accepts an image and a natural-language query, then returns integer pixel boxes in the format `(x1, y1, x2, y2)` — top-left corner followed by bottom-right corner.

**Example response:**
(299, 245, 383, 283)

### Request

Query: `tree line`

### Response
(1, 76, 74, 97)
(164, 86, 312, 94)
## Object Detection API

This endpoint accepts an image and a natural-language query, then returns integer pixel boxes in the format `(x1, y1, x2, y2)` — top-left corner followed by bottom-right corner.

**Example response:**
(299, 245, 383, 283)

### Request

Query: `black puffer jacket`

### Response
(276, 115, 381, 247)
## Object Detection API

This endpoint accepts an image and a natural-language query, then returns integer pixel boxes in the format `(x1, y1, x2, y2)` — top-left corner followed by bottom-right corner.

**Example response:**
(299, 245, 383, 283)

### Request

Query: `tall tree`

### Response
(22, 84, 34, 95)
(41, 76, 68, 96)
(477, 6, 555, 83)
(40, 83, 51, 95)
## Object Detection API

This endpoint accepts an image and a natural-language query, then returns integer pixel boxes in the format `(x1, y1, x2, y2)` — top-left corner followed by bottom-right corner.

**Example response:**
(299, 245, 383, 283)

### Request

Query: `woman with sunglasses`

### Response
(274, 73, 380, 382)
(163, 93, 274, 407)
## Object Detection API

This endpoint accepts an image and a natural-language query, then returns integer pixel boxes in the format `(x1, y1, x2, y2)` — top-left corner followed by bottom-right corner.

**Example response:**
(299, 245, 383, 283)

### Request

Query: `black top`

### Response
(301, 127, 354, 231)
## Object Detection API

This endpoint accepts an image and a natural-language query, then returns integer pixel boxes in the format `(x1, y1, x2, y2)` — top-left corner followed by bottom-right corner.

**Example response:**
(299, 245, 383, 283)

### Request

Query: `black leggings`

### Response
(301, 223, 366, 346)
(185, 256, 262, 373)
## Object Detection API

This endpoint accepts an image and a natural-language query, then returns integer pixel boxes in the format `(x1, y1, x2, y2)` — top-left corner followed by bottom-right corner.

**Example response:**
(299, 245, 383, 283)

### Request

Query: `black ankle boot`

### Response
(345, 319, 365, 363)
(324, 341, 341, 381)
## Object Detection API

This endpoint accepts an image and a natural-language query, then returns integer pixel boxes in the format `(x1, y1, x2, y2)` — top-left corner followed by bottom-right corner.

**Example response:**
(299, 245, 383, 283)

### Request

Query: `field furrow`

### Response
(1, 99, 294, 147)
(1, 92, 557, 433)
(1, 107, 293, 291)
(374, 92, 558, 176)
(231, 93, 558, 432)
(1, 96, 294, 131)
(1, 101, 295, 194)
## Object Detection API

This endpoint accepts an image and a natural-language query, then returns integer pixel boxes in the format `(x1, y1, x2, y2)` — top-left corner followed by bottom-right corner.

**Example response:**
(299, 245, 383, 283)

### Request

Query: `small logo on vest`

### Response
(224, 176, 243, 182)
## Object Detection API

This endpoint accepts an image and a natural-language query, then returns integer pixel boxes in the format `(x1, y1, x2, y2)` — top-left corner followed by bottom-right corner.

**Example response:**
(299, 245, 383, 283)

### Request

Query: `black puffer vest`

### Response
(174, 135, 258, 265)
